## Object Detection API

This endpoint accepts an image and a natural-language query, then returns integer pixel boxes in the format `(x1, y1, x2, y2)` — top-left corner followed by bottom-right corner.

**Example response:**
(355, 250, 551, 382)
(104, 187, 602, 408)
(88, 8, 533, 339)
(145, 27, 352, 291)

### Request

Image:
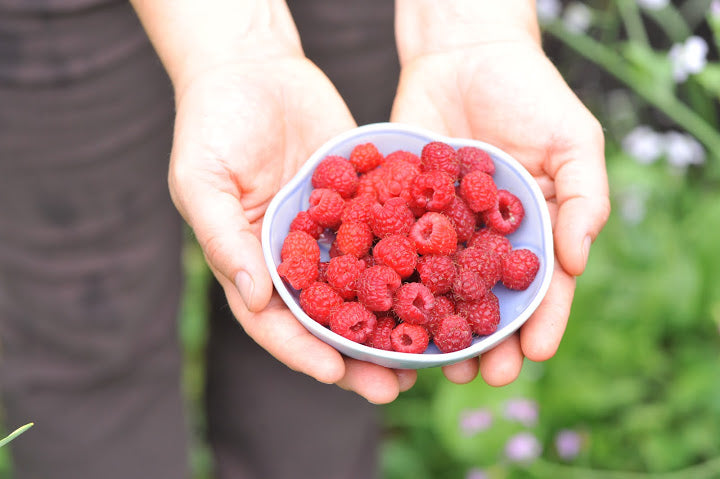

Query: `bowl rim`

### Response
(261, 122, 554, 368)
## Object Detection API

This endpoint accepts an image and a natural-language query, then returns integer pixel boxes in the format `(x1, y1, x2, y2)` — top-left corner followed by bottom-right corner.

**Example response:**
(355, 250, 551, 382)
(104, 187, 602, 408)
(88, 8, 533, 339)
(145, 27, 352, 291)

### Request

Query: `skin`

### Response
(131, 0, 610, 403)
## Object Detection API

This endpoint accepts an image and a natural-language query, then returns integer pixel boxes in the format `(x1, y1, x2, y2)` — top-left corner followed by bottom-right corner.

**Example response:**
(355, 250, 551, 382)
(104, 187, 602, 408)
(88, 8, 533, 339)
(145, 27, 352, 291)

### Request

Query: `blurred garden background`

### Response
(2, 0, 720, 477)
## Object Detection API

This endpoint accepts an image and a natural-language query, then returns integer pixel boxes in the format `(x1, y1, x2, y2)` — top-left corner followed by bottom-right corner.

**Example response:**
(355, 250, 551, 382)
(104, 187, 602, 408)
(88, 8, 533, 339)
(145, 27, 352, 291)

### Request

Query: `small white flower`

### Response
(669, 36, 709, 82)
(663, 131, 705, 168)
(622, 125, 665, 164)
(562, 2, 593, 33)
(536, 0, 562, 22)
(637, 0, 669, 10)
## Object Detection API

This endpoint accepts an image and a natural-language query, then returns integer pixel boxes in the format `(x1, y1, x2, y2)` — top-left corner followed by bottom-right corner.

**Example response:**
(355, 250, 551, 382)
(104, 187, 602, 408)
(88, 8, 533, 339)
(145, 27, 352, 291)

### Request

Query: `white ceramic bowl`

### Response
(261, 123, 553, 369)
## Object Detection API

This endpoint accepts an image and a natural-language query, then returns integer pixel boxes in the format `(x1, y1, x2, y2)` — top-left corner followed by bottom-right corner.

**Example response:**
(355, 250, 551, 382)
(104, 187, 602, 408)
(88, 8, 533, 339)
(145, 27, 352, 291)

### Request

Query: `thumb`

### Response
(172, 172, 273, 313)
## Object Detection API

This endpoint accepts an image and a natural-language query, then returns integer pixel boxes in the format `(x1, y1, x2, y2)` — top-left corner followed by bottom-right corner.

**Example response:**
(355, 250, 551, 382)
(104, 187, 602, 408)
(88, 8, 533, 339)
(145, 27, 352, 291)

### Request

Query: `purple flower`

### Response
(465, 468, 489, 479)
(503, 398, 539, 427)
(712, 1, 720, 18)
(555, 429, 583, 460)
(505, 432, 543, 463)
(459, 408, 493, 436)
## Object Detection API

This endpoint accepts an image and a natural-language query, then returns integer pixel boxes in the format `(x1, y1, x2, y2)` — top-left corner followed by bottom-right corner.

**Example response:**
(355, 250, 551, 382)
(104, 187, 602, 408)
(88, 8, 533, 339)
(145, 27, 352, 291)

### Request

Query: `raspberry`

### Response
(370, 197, 415, 238)
(280, 230, 321, 264)
(457, 146, 495, 177)
(289, 211, 324, 239)
(452, 269, 488, 302)
(459, 170, 498, 213)
(299, 282, 344, 326)
(468, 228, 512, 258)
(501, 249, 540, 290)
(318, 261, 329, 283)
(433, 314, 473, 353)
(390, 323, 430, 354)
(409, 212, 458, 256)
(356, 265, 402, 311)
(377, 158, 421, 203)
(355, 167, 381, 199)
(366, 315, 396, 351)
(349, 142, 383, 173)
(277, 256, 319, 290)
(373, 234, 418, 278)
(392, 282, 435, 324)
(455, 246, 503, 288)
(335, 221, 374, 258)
(308, 188, 345, 229)
(416, 255, 457, 295)
(341, 194, 376, 224)
(441, 195, 477, 244)
(409, 170, 455, 212)
(427, 295, 455, 337)
(326, 254, 366, 300)
(482, 189, 525, 235)
(311, 155, 358, 198)
(384, 150, 421, 169)
(329, 302, 377, 343)
(328, 240, 342, 259)
(456, 292, 500, 335)
(421, 141, 460, 180)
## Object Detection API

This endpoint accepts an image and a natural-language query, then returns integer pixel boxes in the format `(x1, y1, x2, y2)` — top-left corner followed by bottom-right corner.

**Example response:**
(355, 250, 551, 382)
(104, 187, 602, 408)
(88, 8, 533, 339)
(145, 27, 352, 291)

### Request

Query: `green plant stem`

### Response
(544, 22, 720, 164)
(0, 423, 34, 448)
(643, 5, 692, 43)
(616, 0, 650, 47)
(531, 455, 720, 479)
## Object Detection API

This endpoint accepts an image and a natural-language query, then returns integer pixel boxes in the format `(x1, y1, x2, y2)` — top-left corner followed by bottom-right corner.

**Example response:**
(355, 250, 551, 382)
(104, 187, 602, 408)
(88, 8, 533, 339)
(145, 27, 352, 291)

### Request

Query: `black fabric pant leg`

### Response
(0, 8, 189, 478)
(205, 1, 399, 478)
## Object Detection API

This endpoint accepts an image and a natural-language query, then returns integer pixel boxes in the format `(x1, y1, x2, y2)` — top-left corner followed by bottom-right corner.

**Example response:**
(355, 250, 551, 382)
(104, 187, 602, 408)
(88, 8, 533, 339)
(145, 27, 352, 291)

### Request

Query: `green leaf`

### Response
(694, 63, 720, 100)
(0, 423, 34, 448)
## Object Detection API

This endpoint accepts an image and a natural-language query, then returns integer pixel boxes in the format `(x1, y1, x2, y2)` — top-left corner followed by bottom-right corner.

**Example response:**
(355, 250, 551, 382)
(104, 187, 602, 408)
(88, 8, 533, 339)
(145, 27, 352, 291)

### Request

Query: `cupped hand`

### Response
(168, 57, 416, 403)
(391, 39, 611, 386)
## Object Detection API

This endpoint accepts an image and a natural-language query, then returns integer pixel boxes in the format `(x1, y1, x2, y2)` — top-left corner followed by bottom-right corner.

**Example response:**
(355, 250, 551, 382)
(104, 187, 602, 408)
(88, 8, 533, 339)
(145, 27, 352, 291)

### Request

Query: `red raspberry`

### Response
(328, 240, 342, 259)
(336, 221, 374, 258)
(299, 282, 344, 326)
(427, 295, 455, 337)
(421, 141, 459, 180)
(280, 230, 321, 264)
(384, 150, 421, 168)
(459, 170, 498, 213)
(277, 256, 319, 290)
(452, 269, 488, 302)
(441, 195, 476, 244)
(356, 265, 402, 312)
(289, 211, 324, 239)
(360, 253, 378, 268)
(409, 212, 458, 256)
(355, 167, 381, 199)
(326, 254, 366, 300)
(311, 155, 358, 198)
(341, 194, 376, 224)
(366, 315, 396, 351)
(349, 142, 383, 173)
(501, 249, 540, 290)
(308, 188, 345, 229)
(468, 228, 512, 258)
(390, 323, 430, 354)
(373, 234, 418, 278)
(457, 146, 495, 177)
(392, 282, 435, 324)
(482, 189, 525, 235)
(455, 246, 503, 288)
(377, 158, 421, 203)
(456, 292, 500, 335)
(416, 255, 457, 295)
(433, 314, 473, 353)
(318, 261, 329, 283)
(409, 170, 455, 212)
(370, 197, 415, 238)
(329, 302, 377, 343)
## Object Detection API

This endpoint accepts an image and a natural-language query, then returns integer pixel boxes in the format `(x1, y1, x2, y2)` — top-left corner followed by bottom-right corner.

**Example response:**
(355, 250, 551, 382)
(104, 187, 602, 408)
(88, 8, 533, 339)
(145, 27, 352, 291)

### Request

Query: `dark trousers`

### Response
(0, 0, 398, 478)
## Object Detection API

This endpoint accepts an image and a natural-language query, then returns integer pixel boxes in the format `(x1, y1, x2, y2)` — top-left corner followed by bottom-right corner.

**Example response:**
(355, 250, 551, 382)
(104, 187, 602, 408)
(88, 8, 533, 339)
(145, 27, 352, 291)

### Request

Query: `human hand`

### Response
(391, 37, 611, 385)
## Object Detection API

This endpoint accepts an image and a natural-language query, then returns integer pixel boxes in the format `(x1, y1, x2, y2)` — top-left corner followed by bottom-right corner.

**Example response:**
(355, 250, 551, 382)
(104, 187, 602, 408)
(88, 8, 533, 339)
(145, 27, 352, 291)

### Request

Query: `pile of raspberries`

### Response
(277, 141, 540, 354)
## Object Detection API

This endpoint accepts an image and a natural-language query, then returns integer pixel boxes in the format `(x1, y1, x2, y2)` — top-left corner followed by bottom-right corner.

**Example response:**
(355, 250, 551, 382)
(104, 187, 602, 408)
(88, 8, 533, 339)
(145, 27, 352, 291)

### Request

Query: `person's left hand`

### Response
(391, 39, 611, 385)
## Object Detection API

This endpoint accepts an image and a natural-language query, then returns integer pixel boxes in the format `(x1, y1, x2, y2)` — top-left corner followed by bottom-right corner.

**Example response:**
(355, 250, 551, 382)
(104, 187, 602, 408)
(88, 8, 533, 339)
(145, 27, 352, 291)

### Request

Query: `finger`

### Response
(478, 334, 524, 387)
(336, 358, 401, 404)
(548, 114, 611, 277)
(520, 261, 576, 362)
(441, 357, 479, 384)
(395, 369, 418, 392)
(217, 274, 347, 384)
(172, 169, 274, 313)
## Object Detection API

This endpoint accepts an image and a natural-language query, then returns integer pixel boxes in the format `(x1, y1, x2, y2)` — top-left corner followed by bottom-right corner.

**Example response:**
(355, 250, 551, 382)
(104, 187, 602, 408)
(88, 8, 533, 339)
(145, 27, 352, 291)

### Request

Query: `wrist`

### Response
(395, 0, 541, 65)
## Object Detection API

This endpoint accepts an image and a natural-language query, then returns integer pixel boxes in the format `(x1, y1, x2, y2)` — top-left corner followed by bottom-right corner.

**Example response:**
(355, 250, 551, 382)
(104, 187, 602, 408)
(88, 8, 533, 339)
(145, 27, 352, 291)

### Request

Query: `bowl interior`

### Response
(262, 123, 553, 369)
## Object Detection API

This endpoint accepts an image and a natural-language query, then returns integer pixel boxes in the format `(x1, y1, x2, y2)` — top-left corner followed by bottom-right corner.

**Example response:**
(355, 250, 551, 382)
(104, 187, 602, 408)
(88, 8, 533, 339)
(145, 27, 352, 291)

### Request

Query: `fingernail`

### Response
(582, 235, 592, 267)
(235, 270, 255, 308)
